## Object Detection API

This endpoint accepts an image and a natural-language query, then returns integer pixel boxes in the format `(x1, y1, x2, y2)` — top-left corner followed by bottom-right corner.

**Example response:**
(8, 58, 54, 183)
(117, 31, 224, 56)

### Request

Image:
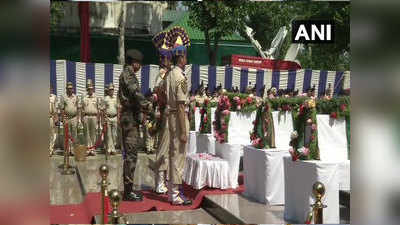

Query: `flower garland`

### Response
(249, 101, 275, 149)
(213, 95, 231, 143)
(227, 93, 258, 113)
(199, 98, 212, 134)
(290, 98, 319, 160)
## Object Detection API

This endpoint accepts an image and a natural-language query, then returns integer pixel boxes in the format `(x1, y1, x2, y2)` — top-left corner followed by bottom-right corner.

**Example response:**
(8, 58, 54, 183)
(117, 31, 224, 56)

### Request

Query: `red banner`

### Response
(79, 2, 91, 62)
(231, 55, 301, 70)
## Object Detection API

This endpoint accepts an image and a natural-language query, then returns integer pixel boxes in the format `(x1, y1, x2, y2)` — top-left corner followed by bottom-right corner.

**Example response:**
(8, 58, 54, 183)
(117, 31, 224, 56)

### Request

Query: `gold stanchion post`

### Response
(311, 181, 327, 224)
(99, 164, 110, 224)
(61, 137, 75, 175)
(108, 189, 123, 224)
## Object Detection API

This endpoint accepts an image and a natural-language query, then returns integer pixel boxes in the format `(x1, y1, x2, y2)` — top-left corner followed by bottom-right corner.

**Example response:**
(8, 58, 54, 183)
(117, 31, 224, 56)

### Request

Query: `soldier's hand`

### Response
(179, 134, 187, 143)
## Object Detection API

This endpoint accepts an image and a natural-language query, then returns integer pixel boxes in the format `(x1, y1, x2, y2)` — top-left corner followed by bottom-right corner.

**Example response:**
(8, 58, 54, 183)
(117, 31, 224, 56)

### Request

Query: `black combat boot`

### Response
(123, 184, 143, 202)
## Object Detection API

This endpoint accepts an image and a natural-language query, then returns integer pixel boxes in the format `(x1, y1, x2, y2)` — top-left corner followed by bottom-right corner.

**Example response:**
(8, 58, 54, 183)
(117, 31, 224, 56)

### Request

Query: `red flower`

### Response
(204, 116, 208, 123)
(340, 104, 347, 112)
(299, 104, 305, 115)
(200, 109, 205, 114)
(240, 99, 247, 106)
(330, 112, 338, 119)
(247, 96, 253, 104)
(204, 98, 209, 105)
(264, 104, 269, 111)
(311, 135, 315, 141)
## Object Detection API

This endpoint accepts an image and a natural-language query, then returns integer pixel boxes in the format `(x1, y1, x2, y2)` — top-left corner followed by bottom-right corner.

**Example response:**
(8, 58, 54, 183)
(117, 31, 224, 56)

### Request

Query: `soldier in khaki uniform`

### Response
(81, 80, 100, 156)
(49, 86, 58, 157)
(102, 83, 118, 155)
(60, 82, 81, 155)
(152, 31, 173, 194)
(166, 26, 192, 205)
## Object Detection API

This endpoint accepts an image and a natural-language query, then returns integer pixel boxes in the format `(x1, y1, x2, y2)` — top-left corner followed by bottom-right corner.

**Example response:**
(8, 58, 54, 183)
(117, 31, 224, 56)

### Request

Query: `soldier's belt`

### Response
(85, 113, 98, 116)
(168, 109, 178, 113)
(65, 114, 77, 120)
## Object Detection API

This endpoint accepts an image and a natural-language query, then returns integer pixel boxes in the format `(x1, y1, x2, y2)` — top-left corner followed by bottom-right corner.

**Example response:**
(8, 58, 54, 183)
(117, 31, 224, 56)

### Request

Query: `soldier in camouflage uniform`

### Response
(118, 49, 152, 201)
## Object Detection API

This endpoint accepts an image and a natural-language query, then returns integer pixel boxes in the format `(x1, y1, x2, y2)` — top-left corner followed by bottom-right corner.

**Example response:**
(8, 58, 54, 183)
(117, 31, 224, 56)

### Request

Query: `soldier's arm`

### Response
(128, 75, 151, 110)
(176, 75, 188, 142)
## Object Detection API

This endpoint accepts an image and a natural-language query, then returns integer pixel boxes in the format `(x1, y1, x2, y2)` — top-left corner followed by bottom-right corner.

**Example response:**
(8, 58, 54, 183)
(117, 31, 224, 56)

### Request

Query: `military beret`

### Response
(126, 49, 143, 62)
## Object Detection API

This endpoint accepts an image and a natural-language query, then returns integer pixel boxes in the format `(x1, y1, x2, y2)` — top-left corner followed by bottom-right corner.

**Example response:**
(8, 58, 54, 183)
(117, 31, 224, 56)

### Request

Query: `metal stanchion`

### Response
(61, 128, 75, 175)
(108, 189, 123, 224)
(310, 181, 327, 224)
(99, 164, 110, 224)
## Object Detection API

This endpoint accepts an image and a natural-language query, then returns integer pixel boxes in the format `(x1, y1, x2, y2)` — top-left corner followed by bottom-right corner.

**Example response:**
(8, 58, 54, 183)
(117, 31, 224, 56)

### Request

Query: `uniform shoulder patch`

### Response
(178, 78, 187, 94)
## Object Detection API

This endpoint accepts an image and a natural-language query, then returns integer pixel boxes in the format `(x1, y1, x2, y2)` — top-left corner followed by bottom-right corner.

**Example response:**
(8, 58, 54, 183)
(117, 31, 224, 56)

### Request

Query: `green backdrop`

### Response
(50, 34, 258, 66)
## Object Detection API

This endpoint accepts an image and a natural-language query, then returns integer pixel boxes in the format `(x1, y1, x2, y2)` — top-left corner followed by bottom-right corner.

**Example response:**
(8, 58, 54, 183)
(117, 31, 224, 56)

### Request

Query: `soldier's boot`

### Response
(123, 184, 143, 202)
(169, 184, 192, 206)
(155, 171, 168, 195)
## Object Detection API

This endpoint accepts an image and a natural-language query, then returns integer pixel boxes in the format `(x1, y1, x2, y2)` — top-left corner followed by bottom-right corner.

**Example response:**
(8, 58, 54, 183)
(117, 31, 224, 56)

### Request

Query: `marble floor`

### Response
(50, 152, 156, 205)
(50, 152, 349, 224)
(94, 208, 220, 224)
(205, 194, 286, 224)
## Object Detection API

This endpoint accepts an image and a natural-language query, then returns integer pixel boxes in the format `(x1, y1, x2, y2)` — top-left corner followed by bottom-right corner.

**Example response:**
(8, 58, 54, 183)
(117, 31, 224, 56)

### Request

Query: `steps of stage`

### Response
(202, 194, 286, 224)
(94, 208, 220, 224)
(49, 157, 84, 205)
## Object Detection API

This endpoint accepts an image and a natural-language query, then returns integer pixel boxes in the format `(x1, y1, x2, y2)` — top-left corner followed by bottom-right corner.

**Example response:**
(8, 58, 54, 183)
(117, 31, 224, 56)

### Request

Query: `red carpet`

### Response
(50, 174, 245, 224)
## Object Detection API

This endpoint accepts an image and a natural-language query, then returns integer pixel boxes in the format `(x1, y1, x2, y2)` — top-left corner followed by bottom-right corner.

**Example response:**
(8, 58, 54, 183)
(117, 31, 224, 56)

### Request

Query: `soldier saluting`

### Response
(118, 49, 152, 202)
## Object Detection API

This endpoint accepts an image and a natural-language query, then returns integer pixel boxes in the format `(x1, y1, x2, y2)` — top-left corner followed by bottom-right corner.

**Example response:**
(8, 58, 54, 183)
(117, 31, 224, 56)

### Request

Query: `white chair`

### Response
(284, 115, 350, 223)
(243, 111, 293, 205)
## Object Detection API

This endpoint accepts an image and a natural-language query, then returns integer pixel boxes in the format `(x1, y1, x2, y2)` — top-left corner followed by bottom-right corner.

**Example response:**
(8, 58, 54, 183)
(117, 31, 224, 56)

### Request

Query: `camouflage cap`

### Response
(126, 49, 143, 63)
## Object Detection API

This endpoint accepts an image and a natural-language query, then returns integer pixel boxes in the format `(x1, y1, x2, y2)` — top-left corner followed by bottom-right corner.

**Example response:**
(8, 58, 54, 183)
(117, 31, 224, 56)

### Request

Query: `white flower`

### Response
(290, 131, 298, 140)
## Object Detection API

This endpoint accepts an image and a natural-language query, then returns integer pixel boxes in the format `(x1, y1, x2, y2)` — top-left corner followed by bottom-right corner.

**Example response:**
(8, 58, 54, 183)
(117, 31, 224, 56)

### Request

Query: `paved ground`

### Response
(50, 152, 349, 224)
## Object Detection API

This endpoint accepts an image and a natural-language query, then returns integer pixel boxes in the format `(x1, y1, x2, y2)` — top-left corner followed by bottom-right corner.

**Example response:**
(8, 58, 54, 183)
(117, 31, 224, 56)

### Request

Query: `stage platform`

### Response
(50, 152, 349, 224)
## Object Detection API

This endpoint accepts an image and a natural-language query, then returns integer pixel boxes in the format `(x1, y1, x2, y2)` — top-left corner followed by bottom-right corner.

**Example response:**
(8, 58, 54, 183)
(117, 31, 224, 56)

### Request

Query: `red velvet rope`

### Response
(64, 121, 107, 150)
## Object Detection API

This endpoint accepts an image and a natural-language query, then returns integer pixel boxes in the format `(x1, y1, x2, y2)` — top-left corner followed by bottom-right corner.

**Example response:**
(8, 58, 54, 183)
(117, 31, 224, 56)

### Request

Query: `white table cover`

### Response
(186, 131, 197, 155)
(196, 133, 215, 155)
(215, 142, 242, 189)
(272, 111, 294, 149)
(284, 157, 340, 224)
(184, 153, 230, 189)
(243, 146, 290, 205)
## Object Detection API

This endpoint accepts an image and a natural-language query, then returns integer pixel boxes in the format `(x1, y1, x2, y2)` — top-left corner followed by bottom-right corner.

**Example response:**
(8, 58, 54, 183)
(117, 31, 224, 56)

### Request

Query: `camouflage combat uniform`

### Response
(118, 65, 151, 195)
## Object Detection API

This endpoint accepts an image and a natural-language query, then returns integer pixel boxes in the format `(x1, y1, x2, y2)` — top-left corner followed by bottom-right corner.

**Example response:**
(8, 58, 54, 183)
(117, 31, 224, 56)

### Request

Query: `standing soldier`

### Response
(49, 86, 58, 157)
(152, 31, 172, 194)
(60, 82, 81, 155)
(102, 83, 118, 155)
(81, 80, 100, 156)
(166, 26, 192, 205)
(118, 49, 152, 201)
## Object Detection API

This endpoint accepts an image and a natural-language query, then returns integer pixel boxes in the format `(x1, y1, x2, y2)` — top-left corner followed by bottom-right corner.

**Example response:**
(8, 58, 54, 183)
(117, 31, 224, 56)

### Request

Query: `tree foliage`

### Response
(184, 0, 250, 66)
(50, 1, 65, 31)
(245, 1, 350, 70)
